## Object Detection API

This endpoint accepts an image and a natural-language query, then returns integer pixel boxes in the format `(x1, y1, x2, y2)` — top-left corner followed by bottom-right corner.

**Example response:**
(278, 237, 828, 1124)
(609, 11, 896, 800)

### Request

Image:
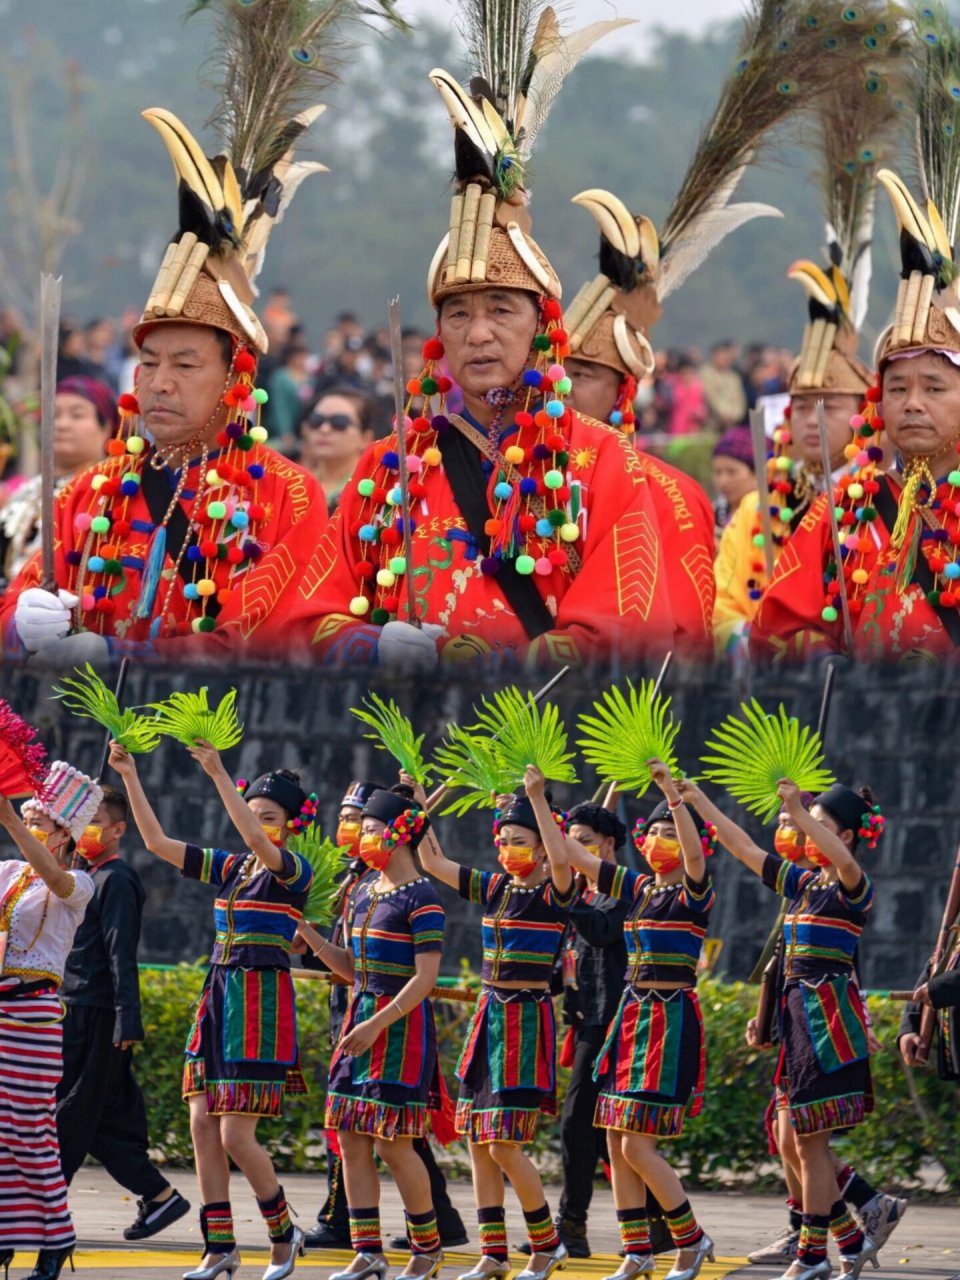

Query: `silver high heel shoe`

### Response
(663, 1233, 715, 1280)
(839, 1237, 879, 1280)
(329, 1254, 391, 1280)
(603, 1255, 656, 1280)
(773, 1261, 831, 1280)
(456, 1261, 509, 1280)
(516, 1240, 567, 1280)
(183, 1252, 241, 1280)
(263, 1227, 306, 1280)
(399, 1250, 444, 1279)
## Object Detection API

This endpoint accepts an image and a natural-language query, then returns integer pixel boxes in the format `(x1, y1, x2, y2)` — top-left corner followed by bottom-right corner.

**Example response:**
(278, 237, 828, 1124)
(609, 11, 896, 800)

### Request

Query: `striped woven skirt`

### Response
(594, 986, 705, 1138)
(455, 986, 557, 1145)
(0, 986, 76, 1248)
(774, 977, 873, 1135)
(325, 989, 441, 1139)
(182, 964, 306, 1117)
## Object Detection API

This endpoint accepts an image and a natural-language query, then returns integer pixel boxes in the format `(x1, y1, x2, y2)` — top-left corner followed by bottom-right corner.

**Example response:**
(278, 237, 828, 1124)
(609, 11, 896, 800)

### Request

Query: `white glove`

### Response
(15, 587, 79, 651)
(28, 630, 111, 669)
(377, 620, 443, 672)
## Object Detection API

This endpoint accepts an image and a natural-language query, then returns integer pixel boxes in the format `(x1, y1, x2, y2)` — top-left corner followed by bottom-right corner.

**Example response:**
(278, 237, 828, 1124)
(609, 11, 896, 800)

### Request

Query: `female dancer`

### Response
(558, 761, 716, 1280)
(0, 763, 99, 1280)
(418, 769, 573, 1280)
(678, 776, 882, 1280)
(110, 741, 314, 1280)
(297, 782, 445, 1280)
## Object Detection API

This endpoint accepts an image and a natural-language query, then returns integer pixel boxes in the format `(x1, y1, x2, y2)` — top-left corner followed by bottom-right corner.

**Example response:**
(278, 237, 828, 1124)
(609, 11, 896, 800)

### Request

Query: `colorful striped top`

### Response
(458, 866, 573, 985)
(182, 844, 313, 969)
(762, 853, 873, 980)
(348, 876, 445, 997)
(595, 862, 715, 987)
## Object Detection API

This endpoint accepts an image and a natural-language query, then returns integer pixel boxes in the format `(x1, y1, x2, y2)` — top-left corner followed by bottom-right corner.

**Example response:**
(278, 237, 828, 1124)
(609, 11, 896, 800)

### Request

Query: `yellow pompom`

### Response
(250, 426, 268, 444)
(206, 469, 223, 487)
(505, 445, 525, 465)
(126, 436, 146, 455)
(349, 595, 370, 617)
(196, 578, 217, 597)
(560, 522, 580, 543)
(91, 474, 108, 491)
(852, 568, 869, 585)
(376, 569, 397, 588)
(422, 447, 442, 467)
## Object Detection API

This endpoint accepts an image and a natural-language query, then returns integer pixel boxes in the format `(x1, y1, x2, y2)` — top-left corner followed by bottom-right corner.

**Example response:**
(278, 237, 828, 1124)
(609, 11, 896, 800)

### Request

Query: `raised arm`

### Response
(524, 764, 572, 895)
(297, 919, 355, 982)
(189, 741, 284, 872)
(777, 779, 861, 890)
(338, 948, 442, 1059)
(649, 759, 705, 883)
(108, 742, 186, 868)
(0, 794, 77, 898)
(675, 777, 768, 876)
(401, 773, 461, 890)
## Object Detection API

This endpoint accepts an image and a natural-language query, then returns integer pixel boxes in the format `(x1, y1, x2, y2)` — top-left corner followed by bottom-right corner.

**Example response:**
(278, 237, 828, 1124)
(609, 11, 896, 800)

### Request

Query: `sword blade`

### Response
(388, 296, 420, 629)
(39, 274, 63, 593)
(748, 406, 775, 581)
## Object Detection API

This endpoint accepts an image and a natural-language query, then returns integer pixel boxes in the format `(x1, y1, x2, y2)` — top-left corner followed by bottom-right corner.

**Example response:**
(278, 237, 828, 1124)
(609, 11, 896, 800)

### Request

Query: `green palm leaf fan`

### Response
(471, 686, 579, 788)
(700, 699, 835, 823)
(51, 664, 161, 754)
(350, 693, 431, 786)
(287, 827, 348, 927)
(147, 687, 244, 751)
(576, 679, 681, 797)
(432, 724, 514, 817)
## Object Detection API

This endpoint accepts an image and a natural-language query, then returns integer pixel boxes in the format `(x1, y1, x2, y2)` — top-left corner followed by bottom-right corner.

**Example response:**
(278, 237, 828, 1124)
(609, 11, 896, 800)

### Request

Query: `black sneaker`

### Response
(305, 1223, 353, 1248)
(517, 1219, 590, 1260)
(123, 1188, 191, 1240)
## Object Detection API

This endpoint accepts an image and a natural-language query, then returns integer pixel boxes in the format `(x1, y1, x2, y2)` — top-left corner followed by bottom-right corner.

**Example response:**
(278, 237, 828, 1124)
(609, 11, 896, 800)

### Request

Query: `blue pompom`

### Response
(535, 518, 553, 537)
(358, 524, 378, 542)
(93, 585, 108, 601)
(381, 450, 400, 470)
(247, 463, 265, 480)
(519, 477, 538, 497)
(184, 582, 200, 601)
(610, 411, 623, 426)
(945, 561, 960, 580)
(87, 555, 105, 573)
(187, 545, 203, 562)
(523, 370, 542, 388)
(120, 480, 139, 497)
(545, 399, 564, 418)
(493, 481, 513, 501)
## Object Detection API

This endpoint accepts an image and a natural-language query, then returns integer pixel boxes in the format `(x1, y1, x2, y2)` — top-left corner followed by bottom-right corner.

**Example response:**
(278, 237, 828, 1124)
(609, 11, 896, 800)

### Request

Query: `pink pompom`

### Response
(534, 556, 553, 576)
(81, 593, 96, 611)
(406, 455, 423, 473)
(547, 363, 566, 382)
(74, 513, 93, 533)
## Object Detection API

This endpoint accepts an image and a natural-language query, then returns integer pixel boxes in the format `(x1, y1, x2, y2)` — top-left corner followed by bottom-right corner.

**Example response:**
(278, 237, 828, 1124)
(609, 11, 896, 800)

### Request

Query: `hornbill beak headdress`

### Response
(564, 0, 907, 431)
(134, 0, 409, 354)
(426, 4, 632, 308)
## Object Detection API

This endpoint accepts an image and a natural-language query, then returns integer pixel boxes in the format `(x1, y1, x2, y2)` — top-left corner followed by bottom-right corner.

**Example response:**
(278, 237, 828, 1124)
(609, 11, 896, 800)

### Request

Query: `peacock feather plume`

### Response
(906, 1, 960, 269)
(147, 687, 244, 751)
(287, 827, 348, 926)
(350, 694, 431, 786)
(432, 724, 514, 817)
(700, 699, 836, 824)
(52, 665, 161, 755)
(576, 680, 681, 799)
(655, 0, 911, 303)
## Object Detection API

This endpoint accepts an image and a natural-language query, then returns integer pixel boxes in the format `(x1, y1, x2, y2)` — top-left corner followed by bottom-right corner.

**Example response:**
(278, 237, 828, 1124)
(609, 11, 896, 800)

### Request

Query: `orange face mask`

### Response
(498, 845, 540, 880)
(27, 827, 51, 846)
(336, 820, 362, 856)
(261, 824, 285, 848)
(774, 827, 806, 864)
(359, 833, 392, 871)
(642, 834, 682, 875)
(75, 825, 108, 860)
(806, 842, 832, 869)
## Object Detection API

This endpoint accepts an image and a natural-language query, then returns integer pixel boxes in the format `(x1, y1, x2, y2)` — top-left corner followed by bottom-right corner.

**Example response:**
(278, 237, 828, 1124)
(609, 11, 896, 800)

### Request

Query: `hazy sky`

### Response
(403, 0, 746, 54)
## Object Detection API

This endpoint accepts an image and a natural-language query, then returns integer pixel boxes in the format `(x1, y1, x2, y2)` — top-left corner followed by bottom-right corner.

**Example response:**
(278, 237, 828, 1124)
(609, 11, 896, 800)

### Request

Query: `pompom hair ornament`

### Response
(0, 700, 48, 799)
(858, 804, 885, 850)
(382, 807, 427, 850)
(700, 699, 835, 824)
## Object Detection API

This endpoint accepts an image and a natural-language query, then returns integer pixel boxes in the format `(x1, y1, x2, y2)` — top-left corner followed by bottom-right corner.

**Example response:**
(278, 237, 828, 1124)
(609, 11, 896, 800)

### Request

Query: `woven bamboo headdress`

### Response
(564, 0, 908, 429)
(135, 0, 408, 354)
(426, 4, 631, 308)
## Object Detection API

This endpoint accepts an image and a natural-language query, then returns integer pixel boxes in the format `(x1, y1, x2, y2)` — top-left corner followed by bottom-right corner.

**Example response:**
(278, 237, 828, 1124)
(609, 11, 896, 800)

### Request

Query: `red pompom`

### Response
(95, 598, 116, 615)
(408, 480, 427, 499)
(380, 527, 401, 547)
(117, 393, 140, 414)
(546, 433, 565, 452)
(422, 338, 444, 361)
(547, 548, 567, 567)
(233, 348, 257, 375)
(412, 416, 432, 434)
(436, 376, 453, 394)
(382, 595, 400, 613)
(941, 590, 958, 607)
(227, 546, 245, 565)
(216, 431, 230, 448)
(556, 485, 571, 502)
(518, 514, 538, 534)
(200, 539, 219, 559)
(542, 299, 563, 322)
(248, 503, 266, 521)
(514, 411, 533, 430)
(549, 328, 569, 347)
(105, 439, 127, 458)
(357, 560, 376, 580)
(112, 520, 131, 538)
(865, 385, 882, 403)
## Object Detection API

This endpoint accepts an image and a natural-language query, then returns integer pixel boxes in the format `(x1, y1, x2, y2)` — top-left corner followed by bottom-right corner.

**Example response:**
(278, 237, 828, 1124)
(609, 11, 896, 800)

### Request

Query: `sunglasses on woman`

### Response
(305, 412, 357, 431)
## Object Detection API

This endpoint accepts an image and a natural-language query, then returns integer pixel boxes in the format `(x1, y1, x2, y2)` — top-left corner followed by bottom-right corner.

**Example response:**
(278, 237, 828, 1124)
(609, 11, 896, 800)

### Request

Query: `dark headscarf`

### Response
(57, 376, 119, 432)
(244, 770, 307, 821)
(814, 784, 868, 837)
(568, 802, 627, 850)
(362, 785, 430, 849)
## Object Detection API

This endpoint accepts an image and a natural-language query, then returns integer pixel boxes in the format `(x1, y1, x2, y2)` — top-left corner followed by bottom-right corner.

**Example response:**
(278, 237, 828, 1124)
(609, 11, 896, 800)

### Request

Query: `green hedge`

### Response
(136, 967, 959, 1194)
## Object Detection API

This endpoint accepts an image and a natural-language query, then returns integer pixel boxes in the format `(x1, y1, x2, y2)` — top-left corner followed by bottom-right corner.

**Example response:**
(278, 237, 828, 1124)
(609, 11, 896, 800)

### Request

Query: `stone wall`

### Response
(3, 660, 957, 991)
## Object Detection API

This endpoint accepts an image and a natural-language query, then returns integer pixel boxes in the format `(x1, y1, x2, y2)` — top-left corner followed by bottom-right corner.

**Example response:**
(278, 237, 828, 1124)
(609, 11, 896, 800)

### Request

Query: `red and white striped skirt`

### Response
(0, 989, 75, 1247)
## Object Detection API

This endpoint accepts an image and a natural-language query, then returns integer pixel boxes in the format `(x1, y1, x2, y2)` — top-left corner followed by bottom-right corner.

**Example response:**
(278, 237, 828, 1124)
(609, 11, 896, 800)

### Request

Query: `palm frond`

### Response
(287, 827, 348, 926)
(470, 687, 578, 788)
(576, 679, 681, 798)
(147, 688, 244, 751)
(52, 665, 161, 754)
(700, 699, 835, 823)
(350, 694, 430, 785)
(432, 725, 513, 817)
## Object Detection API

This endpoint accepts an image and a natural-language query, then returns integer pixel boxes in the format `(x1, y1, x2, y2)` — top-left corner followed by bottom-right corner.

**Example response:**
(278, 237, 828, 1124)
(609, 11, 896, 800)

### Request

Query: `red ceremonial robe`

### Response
(638, 451, 716, 659)
(0, 444, 328, 662)
(750, 473, 960, 663)
(298, 409, 677, 667)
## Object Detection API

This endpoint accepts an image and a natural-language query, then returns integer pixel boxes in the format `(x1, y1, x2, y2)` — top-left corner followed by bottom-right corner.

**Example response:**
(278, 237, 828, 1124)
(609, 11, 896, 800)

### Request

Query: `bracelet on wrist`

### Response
(667, 797, 683, 810)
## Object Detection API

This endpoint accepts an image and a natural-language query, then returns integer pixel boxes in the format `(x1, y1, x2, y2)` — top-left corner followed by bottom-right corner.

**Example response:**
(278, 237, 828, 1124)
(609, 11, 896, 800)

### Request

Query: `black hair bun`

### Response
(275, 768, 302, 785)
(392, 783, 416, 801)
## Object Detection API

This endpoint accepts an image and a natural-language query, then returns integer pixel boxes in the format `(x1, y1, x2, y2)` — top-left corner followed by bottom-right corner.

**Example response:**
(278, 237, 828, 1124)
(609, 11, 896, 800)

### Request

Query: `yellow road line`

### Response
(23, 1250, 750, 1275)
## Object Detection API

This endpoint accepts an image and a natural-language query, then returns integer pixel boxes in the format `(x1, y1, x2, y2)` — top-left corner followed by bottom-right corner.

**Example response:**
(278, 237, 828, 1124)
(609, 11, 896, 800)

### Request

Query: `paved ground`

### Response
(9, 1169, 958, 1280)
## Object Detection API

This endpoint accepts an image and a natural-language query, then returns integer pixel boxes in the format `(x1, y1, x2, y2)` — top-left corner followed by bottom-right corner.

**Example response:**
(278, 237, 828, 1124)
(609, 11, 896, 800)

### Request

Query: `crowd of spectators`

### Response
(0, 295, 795, 533)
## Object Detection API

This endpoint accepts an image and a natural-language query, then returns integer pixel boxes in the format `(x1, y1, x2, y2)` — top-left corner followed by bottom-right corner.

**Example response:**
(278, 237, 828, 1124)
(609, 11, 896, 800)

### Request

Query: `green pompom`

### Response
(515, 554, 536, 574)
(371, 607, 390, 625)
(358, 478, 376, 498)
(420, 377, 438, 396)
(547, 509, 565, 528)
(821, 605, 839, 622)
(208, 501, 227, 521)
(252, 388, 269, 405)
(534, 335, 552, 352)
(196, 616, 216, 633)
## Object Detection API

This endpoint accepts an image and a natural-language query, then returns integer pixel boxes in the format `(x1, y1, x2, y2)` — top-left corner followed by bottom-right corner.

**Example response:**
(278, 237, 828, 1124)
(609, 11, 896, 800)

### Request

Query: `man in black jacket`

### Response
(555, 802, 630, 1259)
(56, 786, 190, 1241)
(899, 947, 960, 1082)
